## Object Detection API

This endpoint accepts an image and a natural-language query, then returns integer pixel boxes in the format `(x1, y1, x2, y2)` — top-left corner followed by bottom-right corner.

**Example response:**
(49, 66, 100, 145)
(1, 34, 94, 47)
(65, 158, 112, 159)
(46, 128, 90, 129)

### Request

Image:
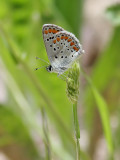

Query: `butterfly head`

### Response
(46, 65, 54, 73)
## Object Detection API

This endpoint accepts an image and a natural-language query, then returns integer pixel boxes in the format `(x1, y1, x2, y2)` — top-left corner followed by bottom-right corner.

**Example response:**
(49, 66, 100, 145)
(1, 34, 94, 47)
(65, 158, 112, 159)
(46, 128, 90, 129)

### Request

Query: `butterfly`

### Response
(37, 24, 84, 75)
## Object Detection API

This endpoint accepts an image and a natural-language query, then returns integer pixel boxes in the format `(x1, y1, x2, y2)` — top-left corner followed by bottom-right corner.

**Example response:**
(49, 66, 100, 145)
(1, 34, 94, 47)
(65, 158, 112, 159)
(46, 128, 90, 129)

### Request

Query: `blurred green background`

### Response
(0, 0, 120, 160)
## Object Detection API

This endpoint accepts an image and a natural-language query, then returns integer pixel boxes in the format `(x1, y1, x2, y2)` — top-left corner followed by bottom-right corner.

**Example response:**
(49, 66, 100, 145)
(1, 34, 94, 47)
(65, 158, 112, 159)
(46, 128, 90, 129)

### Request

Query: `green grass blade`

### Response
(91, 85, 113, 154)
(83, 73, 113, 155)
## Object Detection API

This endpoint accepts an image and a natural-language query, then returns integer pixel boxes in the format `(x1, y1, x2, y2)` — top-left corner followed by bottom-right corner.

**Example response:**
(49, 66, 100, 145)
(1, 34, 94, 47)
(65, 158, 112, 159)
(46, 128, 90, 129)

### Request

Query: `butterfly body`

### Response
(42, 24, 84, 75)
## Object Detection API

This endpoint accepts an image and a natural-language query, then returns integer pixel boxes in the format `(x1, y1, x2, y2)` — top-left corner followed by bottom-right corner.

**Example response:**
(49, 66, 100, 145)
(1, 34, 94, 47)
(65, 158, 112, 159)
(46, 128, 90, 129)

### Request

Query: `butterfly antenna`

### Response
(35, 57, 49, 64)
(34, 65, 47, 71)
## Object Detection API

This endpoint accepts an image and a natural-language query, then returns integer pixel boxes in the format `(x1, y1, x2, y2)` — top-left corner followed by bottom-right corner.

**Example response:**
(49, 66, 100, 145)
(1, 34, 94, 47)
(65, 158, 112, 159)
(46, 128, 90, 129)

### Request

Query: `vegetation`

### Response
(0, 0, 120, 160)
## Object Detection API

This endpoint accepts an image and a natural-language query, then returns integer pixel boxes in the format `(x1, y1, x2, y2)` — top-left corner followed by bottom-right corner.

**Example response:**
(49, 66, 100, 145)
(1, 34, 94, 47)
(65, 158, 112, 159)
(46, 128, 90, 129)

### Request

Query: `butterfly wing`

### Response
(53, 31, 84, 68)
(42, 24, 84, 73)
(42, 24, 64, 63)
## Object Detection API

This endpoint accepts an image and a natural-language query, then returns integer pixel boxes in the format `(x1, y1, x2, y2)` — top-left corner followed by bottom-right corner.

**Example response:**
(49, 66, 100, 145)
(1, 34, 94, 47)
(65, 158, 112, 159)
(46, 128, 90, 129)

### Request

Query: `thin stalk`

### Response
(73, 103, 80, 160)
(66, 62, 81, 159)
(41, 107, 52, 160)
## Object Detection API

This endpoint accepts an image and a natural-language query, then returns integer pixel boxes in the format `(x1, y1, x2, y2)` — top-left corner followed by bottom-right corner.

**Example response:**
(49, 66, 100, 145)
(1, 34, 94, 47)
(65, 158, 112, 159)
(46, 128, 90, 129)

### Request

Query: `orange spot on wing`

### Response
(68, 39, 72, 42)
(73, 46, 79, 51)
(61, 36, 65, 40)
(48, 29, 52, 33)
(53, 40, 56, 43)
(52, 29, 55, 33)
(44, 30, 48, 34)
(76, 48, 79, 51)
(57, 37, 60, 41)
(70, 42, 75, 46)
(65, 37, 68, 40)
(73, 46, 76, 50)
(52, 29, 57, 34)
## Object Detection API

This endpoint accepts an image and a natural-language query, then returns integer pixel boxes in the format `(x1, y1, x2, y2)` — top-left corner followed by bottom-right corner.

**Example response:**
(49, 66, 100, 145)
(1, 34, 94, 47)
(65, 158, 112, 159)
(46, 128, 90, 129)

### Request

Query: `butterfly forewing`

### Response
(42, 24, 64, 63)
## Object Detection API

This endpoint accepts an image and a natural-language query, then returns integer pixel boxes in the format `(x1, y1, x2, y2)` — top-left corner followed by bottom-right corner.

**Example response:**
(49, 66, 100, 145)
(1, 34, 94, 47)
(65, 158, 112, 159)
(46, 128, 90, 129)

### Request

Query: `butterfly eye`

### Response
(54, 48, 56, 51)
(49, 65, 52, 71)
(55, 56, 58, 58)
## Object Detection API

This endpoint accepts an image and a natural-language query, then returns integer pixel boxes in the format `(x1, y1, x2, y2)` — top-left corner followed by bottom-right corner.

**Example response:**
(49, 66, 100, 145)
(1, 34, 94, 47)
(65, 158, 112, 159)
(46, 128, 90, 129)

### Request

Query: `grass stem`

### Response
(66, 62, 81, 159)
(73, 103, 80, 160)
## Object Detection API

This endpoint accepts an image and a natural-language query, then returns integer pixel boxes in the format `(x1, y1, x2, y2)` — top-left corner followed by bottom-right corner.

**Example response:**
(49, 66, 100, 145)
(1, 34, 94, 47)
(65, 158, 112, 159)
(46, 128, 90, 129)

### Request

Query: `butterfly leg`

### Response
(57, 73, 67, 81)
